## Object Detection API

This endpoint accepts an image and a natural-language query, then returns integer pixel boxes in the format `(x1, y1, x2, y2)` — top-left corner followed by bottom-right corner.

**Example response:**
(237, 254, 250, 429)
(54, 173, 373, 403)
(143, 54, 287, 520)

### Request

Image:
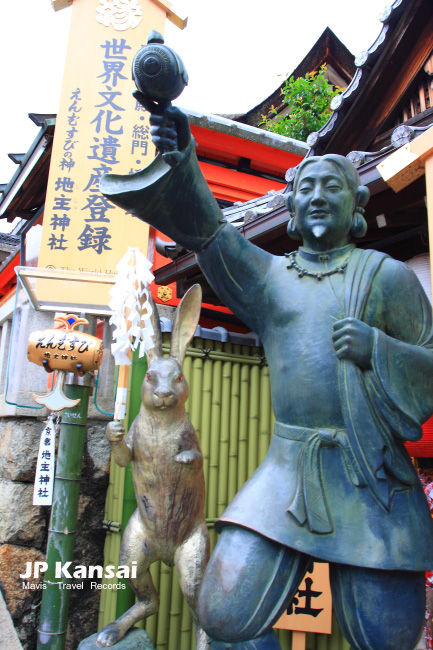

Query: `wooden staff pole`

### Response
(291, 631, 306, 650)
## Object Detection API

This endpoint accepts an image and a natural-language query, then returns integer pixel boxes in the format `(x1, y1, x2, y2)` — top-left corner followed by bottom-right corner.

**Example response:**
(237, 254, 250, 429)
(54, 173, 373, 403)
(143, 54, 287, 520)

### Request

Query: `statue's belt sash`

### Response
(275, 422, 365, 535)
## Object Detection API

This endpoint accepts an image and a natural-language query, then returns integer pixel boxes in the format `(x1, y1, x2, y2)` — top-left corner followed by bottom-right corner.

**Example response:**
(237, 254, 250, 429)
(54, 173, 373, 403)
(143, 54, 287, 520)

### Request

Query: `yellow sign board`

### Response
(274, 562, 332, 635)
(40, 0, 170, 277)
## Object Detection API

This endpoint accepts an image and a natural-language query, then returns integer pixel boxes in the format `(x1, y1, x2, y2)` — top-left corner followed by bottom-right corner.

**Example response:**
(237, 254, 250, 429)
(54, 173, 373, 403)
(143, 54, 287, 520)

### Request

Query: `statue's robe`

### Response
(101, 142, 433, 571)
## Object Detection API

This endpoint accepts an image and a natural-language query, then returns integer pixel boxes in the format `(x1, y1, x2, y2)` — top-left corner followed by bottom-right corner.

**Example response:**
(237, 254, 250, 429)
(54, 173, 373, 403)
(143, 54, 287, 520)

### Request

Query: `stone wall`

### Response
(0, 414, 111, 649)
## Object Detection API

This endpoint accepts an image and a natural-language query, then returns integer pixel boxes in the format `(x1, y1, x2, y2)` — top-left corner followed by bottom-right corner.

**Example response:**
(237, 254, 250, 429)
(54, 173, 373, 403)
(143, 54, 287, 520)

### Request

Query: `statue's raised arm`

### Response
(100, 69, 273, 335)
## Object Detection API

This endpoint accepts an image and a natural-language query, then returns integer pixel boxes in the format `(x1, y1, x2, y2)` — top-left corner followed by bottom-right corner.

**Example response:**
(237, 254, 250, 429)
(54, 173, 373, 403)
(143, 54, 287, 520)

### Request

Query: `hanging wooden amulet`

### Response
(28, 329, 103, 374)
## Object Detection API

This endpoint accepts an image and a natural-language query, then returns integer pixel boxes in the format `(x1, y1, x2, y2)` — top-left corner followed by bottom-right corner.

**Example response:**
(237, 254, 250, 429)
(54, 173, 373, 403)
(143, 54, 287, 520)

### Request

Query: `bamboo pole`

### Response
(179, 596, 192, 650)
(276, 628, 291, 650)
(258, 363, 271, 463)
(168, 568, 182, 650)
(247, 359, 260, 479)
(156, 564, 172, 649)
(37, 380, 90, 650)
(190, 344, 203, 437)
(98, 461, 125, 629)
(237, 347, 250, 491)
(228, 344, 241, 503)
(217, 343, 232, 516)
(183, 353, 192, 418)
(208, 342, 222, 520)
(145, 560, 161, 644)
(200, 340, 213, 494)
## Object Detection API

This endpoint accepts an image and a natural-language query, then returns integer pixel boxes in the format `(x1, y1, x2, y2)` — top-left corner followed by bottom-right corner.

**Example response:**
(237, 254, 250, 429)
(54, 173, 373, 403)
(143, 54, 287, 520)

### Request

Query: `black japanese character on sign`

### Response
(39, 475, 50, 484)
(57, 335, 66, 351)
(91, 109, 123, 135)
(287, 577, 323, 618)
(55, 177, 74, 193)
(83, 164, 112, 192)
(98, 60, 127, 87)
(78, 340, 89, 353)
(44, 352, 51, 358)
(41, 462, 50, 472)
(77, 224, 112, 255)
(81, 194, 114, 222)
(70, 355, 78, 361)
(53, 196, 72, 211)
(132, 124, 149, 140)
(44, 438, 51, 446)
(41, 451, 51, 460)
(38, 488, 49, 497)
(132, 139, 148, 157)
(68, 336, 79, 351)
(61, 354, 68, 360)
(45, 428, 51, 435)
(59, 157, 75, 172)
(50, 215, 71, 232)
(45, 335, 56, 349)
(95, 91, 125, 112)
(66, 127, 78, 139)
(101, 38, 131, 60)
(36, 336, 46, 349)
(48, 233, 68, 250)
(88, 137, 120, 164)
(63, 140, 78, 152)
(69, 99, 82, 113)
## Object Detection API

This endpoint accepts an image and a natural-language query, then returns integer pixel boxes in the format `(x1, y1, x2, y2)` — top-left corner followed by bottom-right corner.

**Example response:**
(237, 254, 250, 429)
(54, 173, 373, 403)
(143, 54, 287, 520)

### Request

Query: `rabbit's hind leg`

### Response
(96, 511, 159, 647)
(175, 522, 210, 650)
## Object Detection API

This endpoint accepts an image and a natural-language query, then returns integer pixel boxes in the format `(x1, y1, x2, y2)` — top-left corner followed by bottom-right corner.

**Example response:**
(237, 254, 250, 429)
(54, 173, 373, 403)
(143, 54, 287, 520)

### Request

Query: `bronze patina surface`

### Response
(98, 55, 433, 650)
(96, 286, 209, 649)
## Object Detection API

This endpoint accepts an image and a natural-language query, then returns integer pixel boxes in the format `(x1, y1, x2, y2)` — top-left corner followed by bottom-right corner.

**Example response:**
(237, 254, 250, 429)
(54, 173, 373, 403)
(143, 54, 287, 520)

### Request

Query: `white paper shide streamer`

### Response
(109, 248, 155, 366)
(33, 415, 57, 506)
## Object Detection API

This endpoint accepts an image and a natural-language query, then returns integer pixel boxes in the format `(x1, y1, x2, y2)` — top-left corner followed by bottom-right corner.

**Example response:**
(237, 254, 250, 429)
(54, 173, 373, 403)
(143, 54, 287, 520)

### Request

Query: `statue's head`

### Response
(286, 154, 369, 250)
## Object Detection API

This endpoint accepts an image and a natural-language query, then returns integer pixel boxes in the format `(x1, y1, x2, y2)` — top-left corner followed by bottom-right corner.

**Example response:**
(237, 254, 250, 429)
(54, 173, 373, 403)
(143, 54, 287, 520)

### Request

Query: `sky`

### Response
(0, 0, 389, 187)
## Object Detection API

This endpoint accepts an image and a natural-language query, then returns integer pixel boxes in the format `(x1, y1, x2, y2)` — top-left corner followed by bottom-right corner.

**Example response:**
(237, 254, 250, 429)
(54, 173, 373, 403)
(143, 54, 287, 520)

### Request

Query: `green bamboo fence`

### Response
(99, 333, 350, 650)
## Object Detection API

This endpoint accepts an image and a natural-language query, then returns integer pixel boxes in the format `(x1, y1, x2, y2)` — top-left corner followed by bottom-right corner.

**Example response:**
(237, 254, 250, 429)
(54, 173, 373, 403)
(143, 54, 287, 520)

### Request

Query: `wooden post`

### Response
(292, 631, 306, 650)
(377, 126, 433, 299)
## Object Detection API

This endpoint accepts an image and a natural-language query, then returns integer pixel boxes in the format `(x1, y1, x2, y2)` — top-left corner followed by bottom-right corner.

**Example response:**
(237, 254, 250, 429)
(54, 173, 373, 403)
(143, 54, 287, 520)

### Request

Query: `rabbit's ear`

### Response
(143, 289, 163, 362)
(170, 284, 202, 365)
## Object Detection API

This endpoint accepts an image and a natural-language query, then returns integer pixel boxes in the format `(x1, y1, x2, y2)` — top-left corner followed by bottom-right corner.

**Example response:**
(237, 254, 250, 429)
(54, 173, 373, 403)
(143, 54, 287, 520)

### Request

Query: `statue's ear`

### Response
(285, 191, 302, 240)
(356, 185, 370, 209)
(350, 185, 369, 239)
(284, 191, 295, 216)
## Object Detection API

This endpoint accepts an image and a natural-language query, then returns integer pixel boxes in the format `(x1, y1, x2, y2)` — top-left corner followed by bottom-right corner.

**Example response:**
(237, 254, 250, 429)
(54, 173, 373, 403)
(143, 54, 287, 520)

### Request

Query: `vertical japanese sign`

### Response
(33, 415, 57, 505)
(274, 562, 332, 635)
(39, 0, 169, 281)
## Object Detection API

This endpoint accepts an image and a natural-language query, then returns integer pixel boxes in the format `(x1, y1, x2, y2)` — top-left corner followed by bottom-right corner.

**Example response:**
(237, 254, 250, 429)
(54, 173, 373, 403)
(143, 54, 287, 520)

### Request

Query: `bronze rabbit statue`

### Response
(97, 284, 210, 649)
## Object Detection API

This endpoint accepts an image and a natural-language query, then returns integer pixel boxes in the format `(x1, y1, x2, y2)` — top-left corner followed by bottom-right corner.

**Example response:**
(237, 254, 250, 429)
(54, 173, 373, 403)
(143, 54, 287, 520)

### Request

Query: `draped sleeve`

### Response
(369, 258, 433, 437)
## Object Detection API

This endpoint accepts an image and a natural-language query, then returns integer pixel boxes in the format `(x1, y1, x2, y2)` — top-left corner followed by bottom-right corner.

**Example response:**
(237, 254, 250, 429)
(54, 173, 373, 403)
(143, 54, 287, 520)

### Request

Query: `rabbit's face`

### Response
(142, 357, 189, 410)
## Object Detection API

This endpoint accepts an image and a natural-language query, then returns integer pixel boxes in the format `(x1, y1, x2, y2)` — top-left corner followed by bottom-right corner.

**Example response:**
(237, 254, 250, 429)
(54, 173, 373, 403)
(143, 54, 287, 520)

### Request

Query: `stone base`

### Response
(78, 629, 155, 650)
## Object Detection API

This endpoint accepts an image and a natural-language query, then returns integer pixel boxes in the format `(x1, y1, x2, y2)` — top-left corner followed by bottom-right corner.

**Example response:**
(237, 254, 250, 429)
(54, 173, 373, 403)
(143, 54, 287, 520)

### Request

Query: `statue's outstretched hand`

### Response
(332, 317, 374, 369)
(133, 90, 191, 166)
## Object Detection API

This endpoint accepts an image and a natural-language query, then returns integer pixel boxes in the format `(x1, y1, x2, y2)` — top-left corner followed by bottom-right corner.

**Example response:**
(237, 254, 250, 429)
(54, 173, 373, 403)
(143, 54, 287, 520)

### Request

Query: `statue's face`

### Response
(294, 160, 356, 251)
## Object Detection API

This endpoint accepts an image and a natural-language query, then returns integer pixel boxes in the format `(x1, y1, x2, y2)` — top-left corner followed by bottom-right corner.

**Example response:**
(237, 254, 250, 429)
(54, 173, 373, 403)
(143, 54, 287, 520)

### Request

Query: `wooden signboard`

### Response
(274, 562, 332, 649)
(39, 0, 186, 309)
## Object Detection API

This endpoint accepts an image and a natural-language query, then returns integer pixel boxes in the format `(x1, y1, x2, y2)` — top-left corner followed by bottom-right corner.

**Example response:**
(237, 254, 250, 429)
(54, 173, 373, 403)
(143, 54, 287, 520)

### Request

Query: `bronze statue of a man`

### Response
(100, 104, 433, 650)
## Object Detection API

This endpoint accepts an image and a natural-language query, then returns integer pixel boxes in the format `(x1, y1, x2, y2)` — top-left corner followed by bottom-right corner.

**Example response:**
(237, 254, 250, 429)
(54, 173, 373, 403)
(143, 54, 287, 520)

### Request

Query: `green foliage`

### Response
(260, 65, 343, 142)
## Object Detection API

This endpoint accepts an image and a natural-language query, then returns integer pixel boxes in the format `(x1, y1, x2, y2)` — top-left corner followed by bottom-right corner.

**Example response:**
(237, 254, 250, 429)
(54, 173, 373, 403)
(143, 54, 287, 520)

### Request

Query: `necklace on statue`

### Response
(285, 249, 353, 281)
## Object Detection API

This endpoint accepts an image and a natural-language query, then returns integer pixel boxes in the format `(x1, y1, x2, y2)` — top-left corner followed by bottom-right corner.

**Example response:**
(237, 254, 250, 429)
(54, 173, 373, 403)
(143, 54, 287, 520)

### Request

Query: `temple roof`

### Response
(232, 27, 355, 129)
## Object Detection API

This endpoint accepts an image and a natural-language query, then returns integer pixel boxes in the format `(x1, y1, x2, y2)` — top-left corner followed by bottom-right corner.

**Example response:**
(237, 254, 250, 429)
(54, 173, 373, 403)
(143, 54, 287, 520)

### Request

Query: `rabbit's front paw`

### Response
(106, 420, 125, 443)
(174, 449, 203, 466)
